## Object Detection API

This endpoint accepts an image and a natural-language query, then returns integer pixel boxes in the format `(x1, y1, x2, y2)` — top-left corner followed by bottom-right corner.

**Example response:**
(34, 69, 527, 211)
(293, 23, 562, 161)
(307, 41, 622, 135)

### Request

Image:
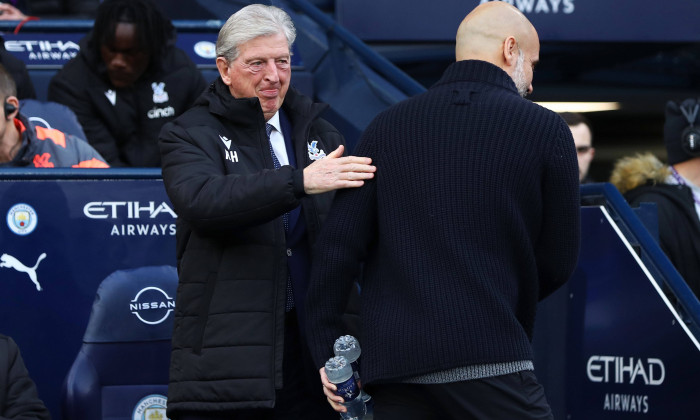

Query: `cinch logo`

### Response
(6, 203, 38, 235)
(132, 394, 167, 420)
(587, 355, 665, 385)
(147, 106, 175, 119)
(130, 287, 175, 325)
(83, 201, 177, 220)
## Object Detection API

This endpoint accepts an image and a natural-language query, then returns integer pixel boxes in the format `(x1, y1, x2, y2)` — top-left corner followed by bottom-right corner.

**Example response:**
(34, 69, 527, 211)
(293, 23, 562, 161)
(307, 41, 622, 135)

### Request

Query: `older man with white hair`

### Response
(159, 4, 375, 419)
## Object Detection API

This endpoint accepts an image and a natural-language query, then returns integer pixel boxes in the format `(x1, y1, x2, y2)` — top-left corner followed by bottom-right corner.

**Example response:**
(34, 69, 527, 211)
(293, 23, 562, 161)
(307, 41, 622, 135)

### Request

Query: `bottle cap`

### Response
(324, 355, 353, 384)
(334, 335, 361, 363)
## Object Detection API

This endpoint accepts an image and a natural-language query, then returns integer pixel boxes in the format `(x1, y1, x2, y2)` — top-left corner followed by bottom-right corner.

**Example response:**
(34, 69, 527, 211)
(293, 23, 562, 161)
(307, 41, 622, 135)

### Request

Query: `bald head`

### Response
(456, 2, 540, 95)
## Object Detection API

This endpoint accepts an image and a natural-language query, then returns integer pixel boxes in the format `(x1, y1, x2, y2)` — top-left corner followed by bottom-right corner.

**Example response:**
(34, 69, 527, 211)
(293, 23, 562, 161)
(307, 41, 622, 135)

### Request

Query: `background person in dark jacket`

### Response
(158, 4, 375, 420)
(0, 334, 51, 420)
(306, 2, 580, 419)
(47, 0, 207, 167)
(609, 98, 700, 299)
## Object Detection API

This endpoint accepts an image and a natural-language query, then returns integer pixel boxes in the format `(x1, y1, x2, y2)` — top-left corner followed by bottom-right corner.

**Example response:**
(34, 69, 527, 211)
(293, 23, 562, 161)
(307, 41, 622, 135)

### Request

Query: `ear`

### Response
(216, 57, 232, 85)
(502, 35, 519, 67)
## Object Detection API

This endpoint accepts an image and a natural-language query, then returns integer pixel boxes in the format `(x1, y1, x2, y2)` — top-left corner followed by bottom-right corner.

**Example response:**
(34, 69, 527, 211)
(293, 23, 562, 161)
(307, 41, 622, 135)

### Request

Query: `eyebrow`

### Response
(245, 54, 290, 61)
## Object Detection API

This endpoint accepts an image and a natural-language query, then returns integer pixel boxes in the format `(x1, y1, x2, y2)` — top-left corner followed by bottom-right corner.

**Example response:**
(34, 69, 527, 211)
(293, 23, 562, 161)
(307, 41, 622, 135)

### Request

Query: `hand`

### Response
(303, 145, 376, 194)
(0, 3, 27, 20)
(320, 367, 347, 413)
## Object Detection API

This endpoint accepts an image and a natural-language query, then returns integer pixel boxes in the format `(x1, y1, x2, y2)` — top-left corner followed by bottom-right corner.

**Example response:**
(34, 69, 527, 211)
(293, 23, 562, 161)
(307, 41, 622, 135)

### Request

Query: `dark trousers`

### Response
(369, 370, 553, 420)
(173, 310, 336, 420)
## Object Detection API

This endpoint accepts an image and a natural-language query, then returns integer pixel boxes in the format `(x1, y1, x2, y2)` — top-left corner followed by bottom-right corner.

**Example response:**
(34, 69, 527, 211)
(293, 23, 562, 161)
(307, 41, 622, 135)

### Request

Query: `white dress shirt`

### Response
(267, 111, 289, 166)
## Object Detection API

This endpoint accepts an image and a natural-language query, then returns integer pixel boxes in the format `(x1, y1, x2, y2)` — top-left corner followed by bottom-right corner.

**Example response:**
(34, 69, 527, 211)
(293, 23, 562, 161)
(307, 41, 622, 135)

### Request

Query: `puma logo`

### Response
(0, 253, 46, 291)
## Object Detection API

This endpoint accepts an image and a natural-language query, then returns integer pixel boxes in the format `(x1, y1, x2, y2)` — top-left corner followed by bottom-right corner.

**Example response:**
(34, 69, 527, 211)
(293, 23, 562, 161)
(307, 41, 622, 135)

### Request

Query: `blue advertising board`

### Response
(2, 173, 699, 419)
(0, 172, 176, 419)
(337, 0, 700, 42)
(1, 29, 303, 69)
(1, 31, 219, 68)
(565, 206, 700, 418)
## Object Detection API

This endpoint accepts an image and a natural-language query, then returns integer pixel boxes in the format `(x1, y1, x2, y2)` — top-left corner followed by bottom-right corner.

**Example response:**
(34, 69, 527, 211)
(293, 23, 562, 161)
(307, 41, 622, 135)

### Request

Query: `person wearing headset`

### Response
(610, 97, 700, 298)
(0, 63, 108, 167)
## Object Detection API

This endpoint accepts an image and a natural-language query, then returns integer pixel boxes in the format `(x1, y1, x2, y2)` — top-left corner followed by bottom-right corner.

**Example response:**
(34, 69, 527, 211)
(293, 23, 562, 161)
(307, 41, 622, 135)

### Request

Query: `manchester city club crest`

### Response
(193, 41, 217, 59)
(307, 140, 326, 160)
(151, 82, 169, 104)
(132, 394, 168, 420)
(6, 203, 38, 236)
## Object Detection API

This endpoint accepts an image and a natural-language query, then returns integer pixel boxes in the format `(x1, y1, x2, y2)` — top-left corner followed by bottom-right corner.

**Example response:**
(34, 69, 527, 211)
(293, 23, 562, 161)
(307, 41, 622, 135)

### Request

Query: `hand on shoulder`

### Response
(303, 145, 376, 194)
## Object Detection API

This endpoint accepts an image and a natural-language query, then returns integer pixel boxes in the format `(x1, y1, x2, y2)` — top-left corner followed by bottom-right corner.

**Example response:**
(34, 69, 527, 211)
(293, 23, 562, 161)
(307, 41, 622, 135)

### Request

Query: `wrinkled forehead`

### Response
(237, 33, 291, 58)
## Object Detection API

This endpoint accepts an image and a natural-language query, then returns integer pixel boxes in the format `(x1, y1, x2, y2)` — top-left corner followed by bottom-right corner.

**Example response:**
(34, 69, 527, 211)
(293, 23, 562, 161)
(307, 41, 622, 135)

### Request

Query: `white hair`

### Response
(216, 4, 296, 62)
(512, 48, 529, 97)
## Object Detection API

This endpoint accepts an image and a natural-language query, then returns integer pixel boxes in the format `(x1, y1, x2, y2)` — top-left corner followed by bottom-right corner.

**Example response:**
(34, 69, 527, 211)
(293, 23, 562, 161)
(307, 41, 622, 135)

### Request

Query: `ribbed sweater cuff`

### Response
(402, 360, 534, 384)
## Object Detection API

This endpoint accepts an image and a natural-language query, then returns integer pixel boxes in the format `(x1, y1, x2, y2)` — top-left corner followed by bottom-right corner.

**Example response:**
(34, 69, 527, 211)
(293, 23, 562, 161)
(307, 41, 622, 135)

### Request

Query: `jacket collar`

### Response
(199, 78, 328, 128)
(7, 113, 36, 166)
(433, 60, 519, 95)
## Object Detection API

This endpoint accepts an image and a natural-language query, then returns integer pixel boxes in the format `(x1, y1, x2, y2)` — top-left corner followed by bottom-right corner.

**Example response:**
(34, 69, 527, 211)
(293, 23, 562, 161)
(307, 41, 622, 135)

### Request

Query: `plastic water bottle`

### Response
(325, 355, 367, 420)
(333, 335, 373, 407)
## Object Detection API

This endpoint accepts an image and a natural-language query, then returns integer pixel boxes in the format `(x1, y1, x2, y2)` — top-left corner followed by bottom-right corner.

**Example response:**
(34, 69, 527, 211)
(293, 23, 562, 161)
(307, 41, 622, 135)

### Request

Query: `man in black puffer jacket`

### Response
(158, 5, 375, 420)
(48, 0, 206, 167)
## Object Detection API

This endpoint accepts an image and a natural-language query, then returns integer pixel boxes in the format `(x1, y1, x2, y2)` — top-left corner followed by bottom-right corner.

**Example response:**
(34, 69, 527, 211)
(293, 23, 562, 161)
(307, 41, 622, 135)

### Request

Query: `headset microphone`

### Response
(3, 101, 16, 120)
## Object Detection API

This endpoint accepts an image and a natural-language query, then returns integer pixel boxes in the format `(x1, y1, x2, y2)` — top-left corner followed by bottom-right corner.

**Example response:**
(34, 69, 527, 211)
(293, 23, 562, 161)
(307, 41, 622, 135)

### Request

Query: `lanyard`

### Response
(670, 166, 700, 207)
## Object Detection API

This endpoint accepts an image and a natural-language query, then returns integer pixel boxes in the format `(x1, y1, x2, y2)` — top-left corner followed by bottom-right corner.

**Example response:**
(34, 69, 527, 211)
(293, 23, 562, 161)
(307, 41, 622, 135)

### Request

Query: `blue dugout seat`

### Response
(20, 98, 87, 140)
(61, 265, 177, 420)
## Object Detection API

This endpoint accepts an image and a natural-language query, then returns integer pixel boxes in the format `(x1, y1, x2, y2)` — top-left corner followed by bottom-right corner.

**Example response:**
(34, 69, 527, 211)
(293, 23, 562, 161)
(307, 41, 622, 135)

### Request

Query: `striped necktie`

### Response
(267, 123, 294, 311)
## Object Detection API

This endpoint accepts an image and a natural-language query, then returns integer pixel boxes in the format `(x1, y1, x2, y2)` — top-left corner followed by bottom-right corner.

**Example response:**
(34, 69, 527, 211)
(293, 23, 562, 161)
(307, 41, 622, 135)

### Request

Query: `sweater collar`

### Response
(433, 60, 519, 94)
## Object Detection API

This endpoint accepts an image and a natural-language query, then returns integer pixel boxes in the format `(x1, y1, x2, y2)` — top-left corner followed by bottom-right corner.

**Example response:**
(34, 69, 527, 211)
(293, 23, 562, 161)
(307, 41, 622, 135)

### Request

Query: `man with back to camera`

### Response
(0, 63, 108, 168)
(560, 112, 595, 183)
(158, 4, 376, 419)
(48, 0, 207, 167)
(305, 2, 580, 419)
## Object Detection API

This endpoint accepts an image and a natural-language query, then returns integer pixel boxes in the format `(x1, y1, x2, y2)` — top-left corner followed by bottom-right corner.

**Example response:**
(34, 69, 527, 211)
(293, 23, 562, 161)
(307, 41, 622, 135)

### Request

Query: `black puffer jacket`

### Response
(627, 184, 700, 298)
(0, 334, 51, 420)
(610, 153, 700, 298)
(159, 79, 344, 415)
